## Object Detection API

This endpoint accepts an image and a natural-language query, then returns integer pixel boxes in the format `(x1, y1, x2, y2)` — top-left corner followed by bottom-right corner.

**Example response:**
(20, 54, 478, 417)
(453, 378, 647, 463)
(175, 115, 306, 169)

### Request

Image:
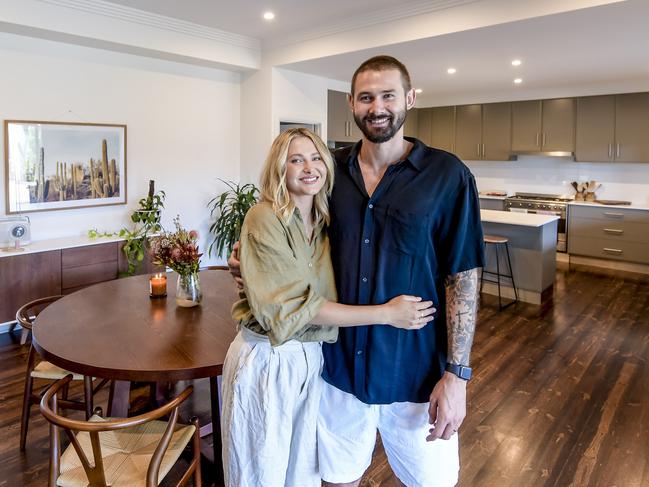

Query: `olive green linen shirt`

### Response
(231, 202, 338, 346)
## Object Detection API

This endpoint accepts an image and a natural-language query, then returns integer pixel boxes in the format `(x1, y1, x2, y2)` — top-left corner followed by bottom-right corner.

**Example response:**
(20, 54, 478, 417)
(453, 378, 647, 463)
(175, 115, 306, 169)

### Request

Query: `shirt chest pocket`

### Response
(381, 206, 431, 255)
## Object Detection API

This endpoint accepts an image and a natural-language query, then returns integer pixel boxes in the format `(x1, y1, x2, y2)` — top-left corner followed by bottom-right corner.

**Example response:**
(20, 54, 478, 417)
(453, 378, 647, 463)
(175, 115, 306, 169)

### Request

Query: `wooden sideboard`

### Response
(0, 241, 159, 324)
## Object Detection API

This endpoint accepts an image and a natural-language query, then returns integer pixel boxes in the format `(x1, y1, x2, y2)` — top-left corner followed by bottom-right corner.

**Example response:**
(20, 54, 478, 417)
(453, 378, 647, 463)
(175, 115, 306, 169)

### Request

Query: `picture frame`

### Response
(4, 120, 127, 214)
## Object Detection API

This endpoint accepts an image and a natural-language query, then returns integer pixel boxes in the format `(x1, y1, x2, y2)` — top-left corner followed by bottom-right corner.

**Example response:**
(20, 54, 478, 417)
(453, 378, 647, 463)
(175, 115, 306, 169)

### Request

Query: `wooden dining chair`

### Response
(17, 296, 107, 451)
(40, 375, 201, 487)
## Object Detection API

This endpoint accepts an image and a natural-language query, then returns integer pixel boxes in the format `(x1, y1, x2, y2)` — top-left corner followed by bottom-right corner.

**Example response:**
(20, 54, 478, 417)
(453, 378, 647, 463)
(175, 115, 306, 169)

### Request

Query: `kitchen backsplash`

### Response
(466, 156, 649, 206)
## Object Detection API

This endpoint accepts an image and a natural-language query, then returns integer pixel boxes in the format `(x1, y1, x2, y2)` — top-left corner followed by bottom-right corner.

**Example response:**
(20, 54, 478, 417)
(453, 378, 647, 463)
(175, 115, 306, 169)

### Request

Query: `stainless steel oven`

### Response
(504, 193, 569, 252)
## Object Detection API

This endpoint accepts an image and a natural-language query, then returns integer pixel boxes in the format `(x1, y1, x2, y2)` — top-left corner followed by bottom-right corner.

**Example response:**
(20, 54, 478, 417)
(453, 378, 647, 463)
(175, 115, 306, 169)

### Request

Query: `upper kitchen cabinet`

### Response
(430, 106, 455, 152)
(482, 102, 512, 160)
(615, 92, 649, 162)
(512, 98, 575, 153)
(455, 104, 482, 160)
(403, 107, 419, 138)
(455, 102, 511, 161)
(417, 107, 433, 145)
(327, 90, 361, 143)
(575, 95, 616, 162)
(576, 93, 649, 162)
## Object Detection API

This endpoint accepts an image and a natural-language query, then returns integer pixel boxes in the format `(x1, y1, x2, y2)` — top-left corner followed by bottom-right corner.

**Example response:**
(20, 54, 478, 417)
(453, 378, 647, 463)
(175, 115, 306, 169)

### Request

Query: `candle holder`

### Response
(149, 273, 167, 298)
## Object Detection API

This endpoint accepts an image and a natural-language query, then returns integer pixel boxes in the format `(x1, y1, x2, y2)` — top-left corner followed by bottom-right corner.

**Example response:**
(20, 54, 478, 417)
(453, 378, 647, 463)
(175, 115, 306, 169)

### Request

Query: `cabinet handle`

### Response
(603, 228, 624, 235)
(603, 248, 623, 254)
(482, 143, 485, 158)
(603, 212, 624, 218)
(477, 144, 481, 157)
(542, 132, 546, 147)
(536, 133, 540, 147)
(608, 143, 612, 159)
(616, 143, 621, 158)
(347, 121, 350, 137)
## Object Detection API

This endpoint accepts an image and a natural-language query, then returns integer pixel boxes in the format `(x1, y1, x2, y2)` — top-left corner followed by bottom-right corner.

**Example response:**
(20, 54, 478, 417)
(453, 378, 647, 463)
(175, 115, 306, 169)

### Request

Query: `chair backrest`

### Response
(15, 295, 64, 331)
(40, 375, 193, 487)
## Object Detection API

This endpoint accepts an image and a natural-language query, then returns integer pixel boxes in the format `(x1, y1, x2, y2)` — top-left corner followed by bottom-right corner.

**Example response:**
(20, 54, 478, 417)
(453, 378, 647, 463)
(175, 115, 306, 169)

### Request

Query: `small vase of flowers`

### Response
(151, 217, 203, 307)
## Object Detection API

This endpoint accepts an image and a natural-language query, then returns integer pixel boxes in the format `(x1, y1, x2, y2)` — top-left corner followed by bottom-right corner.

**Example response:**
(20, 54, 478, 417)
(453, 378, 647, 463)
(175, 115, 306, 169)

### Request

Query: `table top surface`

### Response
(33, 270, 239, 382)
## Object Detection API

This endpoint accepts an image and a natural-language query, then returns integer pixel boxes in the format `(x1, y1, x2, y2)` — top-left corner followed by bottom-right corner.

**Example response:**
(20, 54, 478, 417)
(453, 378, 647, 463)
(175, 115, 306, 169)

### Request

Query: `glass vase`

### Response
(176, 272, 202, 307)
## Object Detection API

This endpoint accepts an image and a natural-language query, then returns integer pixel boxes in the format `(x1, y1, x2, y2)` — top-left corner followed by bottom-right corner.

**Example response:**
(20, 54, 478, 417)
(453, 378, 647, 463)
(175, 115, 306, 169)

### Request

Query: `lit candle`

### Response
(149, 273, 167, 298)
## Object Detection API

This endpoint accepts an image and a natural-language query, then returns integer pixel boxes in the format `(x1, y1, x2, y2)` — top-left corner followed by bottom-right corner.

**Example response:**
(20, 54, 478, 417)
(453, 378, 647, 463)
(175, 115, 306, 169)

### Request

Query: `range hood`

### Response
(509, 150, 575, 160)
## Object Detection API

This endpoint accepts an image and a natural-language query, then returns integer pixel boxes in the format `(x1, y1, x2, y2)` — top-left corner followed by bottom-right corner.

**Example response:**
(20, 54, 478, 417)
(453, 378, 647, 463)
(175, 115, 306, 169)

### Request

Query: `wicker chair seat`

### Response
(31, 361, 85, 381)
(57, 415, 195, 487)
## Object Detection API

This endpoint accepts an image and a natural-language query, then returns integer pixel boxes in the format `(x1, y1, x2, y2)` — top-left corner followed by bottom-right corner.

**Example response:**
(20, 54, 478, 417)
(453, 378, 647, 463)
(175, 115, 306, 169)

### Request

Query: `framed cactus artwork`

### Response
(4, 120, 127, 214)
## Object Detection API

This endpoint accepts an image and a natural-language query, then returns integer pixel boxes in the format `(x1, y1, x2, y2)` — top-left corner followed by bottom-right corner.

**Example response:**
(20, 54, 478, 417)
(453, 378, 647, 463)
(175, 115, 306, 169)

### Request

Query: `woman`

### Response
(221, 128, 435, 486)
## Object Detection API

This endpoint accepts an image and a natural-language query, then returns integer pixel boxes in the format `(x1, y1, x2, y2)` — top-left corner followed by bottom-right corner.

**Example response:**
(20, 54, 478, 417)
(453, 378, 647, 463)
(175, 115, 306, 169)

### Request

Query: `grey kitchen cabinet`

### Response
(575, 95, 616, 162)
(479, 198, 506, 211)
(327, 90, 361, 142)
(417, 107, 433, 145)
(512, 98, 575, 153)
(455, 102, 512, 160)
(576, 93, 649, 162)
(430, 106, 455, 152)
(403, 107, 419, 138)
(615, 92, 649, 162)
(455, 104, 482, 160)
(568, 204, 649, 264)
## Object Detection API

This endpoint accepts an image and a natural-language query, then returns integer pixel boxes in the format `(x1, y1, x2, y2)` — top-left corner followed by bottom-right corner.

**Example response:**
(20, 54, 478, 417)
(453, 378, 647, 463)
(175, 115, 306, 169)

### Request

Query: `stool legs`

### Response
(481, 240, 518, 310)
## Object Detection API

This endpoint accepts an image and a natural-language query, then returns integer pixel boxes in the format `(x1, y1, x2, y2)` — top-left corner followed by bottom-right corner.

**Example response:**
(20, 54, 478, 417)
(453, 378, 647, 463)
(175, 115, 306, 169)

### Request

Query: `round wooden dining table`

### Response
(33, 269, 239, 485)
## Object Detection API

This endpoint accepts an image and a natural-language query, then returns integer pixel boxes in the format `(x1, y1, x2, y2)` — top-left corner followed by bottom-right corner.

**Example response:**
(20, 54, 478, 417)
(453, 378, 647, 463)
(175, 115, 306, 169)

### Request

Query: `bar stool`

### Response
(480, 235, 518, 310)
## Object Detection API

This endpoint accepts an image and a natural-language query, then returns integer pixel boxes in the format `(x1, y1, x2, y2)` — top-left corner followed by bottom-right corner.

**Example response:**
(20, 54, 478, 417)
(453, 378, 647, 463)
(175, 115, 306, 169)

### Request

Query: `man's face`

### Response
(350, 69, 414, 144)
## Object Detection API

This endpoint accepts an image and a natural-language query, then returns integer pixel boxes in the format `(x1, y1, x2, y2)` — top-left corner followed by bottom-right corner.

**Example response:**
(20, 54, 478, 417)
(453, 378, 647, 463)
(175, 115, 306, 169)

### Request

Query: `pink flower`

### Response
(189, 230, 198, 240)
(171, 247, 182, 260)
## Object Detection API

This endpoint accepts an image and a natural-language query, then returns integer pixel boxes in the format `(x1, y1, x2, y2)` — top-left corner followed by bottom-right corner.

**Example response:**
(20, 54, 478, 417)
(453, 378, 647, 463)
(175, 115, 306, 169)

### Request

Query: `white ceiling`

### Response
(101, 0, 649, 104)
(281, 0, 649, 104)
(104, 0, 405, 41)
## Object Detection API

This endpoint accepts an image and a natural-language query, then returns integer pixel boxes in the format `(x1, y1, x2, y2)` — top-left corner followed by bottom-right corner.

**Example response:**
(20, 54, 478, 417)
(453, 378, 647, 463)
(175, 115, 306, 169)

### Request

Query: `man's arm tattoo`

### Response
(445, 268, 479, 365)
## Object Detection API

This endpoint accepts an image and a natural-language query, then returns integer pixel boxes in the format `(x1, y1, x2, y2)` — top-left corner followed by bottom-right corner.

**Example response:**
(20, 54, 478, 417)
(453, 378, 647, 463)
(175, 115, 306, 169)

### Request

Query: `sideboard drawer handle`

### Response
(603, 228, 624, 235)
(603, 212, 624, 218)
(603, 248, 623, 254)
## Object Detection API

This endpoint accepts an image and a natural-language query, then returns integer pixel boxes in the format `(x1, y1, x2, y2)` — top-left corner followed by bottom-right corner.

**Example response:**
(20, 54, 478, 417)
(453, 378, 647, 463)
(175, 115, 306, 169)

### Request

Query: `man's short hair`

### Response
(351, 55, 412, 96)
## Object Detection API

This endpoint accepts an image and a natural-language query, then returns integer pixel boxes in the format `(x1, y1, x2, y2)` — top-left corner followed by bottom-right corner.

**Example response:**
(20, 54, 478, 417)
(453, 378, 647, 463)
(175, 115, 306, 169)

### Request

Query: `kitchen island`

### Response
(480, 209, 559, 305)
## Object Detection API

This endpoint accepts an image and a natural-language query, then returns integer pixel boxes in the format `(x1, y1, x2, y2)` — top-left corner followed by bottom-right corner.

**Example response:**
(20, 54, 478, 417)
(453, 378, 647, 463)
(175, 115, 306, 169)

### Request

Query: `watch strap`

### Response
(445, 362, 472, 380)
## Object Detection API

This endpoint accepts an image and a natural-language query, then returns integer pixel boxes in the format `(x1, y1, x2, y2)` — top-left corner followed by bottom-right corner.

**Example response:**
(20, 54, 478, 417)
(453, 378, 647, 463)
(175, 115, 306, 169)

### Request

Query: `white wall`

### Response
(467, 156, 649, 206)
(0, 33, 241, 265)
(240, 65, 349, 185)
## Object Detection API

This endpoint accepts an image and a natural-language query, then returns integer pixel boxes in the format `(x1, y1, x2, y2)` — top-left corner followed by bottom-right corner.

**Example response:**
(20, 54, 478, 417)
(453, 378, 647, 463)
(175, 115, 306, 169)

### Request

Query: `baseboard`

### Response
(568, 255, 649, 275)
(480, 281, 542, 305)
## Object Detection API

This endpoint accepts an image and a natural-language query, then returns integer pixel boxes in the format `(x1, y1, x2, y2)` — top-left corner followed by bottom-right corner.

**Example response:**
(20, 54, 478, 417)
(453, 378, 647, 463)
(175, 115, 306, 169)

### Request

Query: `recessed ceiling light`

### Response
(415, 88, 423, 94)
(511, 59, 522, 66)
(447, 68, 457, 74)
(514, 78, 523, 84)
(263, 11, 275, 20)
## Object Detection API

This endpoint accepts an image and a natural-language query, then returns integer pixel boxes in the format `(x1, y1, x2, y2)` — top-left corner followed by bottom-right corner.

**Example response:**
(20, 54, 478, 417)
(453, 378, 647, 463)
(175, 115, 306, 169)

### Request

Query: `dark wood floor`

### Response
(2, 262, 648, 486)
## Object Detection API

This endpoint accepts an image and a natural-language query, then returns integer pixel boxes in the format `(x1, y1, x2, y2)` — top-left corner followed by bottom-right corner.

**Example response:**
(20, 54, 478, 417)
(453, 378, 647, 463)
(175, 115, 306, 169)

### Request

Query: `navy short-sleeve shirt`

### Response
(322, 137, 485, 404)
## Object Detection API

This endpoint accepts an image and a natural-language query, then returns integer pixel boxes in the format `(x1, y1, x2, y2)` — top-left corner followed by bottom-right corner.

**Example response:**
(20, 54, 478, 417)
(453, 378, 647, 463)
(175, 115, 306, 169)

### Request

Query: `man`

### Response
(232, 55, 483, 487)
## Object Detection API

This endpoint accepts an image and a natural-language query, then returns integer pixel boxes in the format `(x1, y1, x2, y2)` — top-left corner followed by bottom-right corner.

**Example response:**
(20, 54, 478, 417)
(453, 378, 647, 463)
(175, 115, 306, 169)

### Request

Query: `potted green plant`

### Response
(207, 179, 259, 258)
(89, 180, 165, 276)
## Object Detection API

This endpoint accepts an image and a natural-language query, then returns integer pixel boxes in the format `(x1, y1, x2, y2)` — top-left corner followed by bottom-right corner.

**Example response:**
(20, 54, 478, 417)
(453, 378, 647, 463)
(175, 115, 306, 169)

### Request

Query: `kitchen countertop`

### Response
(479, 194, 508, 200)
(0, 234, 125, 258)
(481, 209, 559, 227)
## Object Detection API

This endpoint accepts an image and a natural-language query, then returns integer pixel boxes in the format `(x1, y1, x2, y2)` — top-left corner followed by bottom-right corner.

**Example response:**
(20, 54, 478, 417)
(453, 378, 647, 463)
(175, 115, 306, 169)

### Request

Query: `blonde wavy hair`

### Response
(259, 128, 335, 225)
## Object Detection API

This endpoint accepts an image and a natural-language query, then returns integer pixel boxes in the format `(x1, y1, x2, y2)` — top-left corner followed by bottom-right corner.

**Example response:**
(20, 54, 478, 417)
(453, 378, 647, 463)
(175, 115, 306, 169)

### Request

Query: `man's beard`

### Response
(354, 107, 407, 144)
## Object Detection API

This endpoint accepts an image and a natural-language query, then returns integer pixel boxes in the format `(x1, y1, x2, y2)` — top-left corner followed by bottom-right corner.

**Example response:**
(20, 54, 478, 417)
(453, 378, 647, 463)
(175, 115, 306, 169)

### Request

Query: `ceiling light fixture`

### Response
(447, 68, 457, 74)
(263, 11, 275, 20)
(511, 59, 522, 66)
(514, 78, 523, 84)
(415, 89, 423, 94)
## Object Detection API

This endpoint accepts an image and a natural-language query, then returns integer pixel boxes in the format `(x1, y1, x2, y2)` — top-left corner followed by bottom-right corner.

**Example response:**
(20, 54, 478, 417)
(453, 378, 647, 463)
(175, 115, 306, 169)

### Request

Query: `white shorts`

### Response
(318, 381, 459, 487)
(221, 328, 323, 487)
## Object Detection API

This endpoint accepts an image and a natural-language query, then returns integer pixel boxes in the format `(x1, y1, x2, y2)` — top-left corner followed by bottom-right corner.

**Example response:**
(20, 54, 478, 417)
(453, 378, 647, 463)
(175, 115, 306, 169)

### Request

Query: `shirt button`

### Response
(361, 277, 368, 283)
(356, 350, 363, 356)
(364, 239, 370, 244)
(368, 204, 374, 209)
(308, 262, 313, 267)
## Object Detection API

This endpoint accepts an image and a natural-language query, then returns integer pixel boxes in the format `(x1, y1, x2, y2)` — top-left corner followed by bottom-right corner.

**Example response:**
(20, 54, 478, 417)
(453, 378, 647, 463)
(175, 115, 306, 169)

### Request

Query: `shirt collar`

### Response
(345, 136, 427, 172)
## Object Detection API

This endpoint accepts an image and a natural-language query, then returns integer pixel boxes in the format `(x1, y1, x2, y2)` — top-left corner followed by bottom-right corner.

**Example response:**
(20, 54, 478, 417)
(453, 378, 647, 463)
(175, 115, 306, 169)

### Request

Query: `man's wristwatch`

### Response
(445, 363, 472, 380)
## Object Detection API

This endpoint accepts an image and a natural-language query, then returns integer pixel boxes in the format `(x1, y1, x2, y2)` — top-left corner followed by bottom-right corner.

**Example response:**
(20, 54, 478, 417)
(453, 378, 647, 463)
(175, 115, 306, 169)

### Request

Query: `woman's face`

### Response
(285, 136, 327, 200)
